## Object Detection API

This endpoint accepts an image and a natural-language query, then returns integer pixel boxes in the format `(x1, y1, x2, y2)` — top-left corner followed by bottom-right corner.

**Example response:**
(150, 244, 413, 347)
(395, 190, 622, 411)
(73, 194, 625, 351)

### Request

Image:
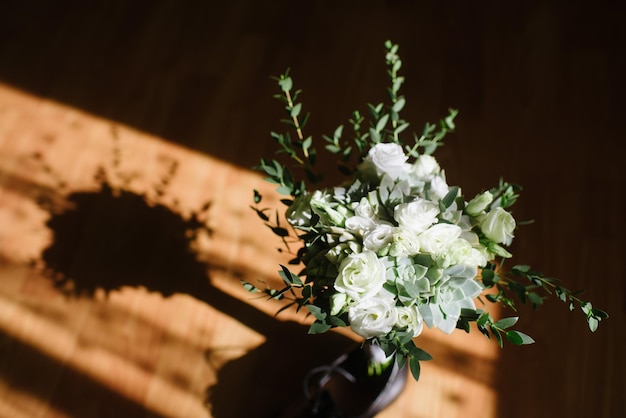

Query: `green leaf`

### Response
(592, 308, 609, 319)
(302, 136, 312, 154)
(493, 317, 519, 330)
(392, 97, 406, 113)
(491, 327, 503, 348)
(375, 114, 389, 133)
(528, 292, 544, 306)
(406, 343, 432, 361)
(278, 76, 292, 92)
(308, 321, 331, 334)
(505, 330, 535, 345)
(409, 356, 421, 381)
(305, 304, 326, 321)
(290, 102, 302, 118)
(440, 186, 459, 209)
(279, 265, 302, 286)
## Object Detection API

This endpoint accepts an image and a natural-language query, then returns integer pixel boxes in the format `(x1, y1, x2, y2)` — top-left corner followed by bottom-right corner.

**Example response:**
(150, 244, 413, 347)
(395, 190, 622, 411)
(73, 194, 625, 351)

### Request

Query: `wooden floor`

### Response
(0, 1, 623, 417)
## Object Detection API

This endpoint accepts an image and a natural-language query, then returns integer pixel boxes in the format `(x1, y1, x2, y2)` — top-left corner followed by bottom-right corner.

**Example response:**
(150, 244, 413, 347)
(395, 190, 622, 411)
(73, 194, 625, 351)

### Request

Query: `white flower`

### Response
(354, 196, 376, 219)
(361, 143, 408, 179)
(345, 215, 376, 236)
(480, 207, 516, 245)
(348, 291, 398, 338)
(466, 191, 493, 216)
(436, 238, 489, 268)
(363, 222, 394, 253)
(418, 223, 463, 256)
(411, 154, 440, 180)
(395, 305, 424, 337)
(394, 198, 440, 234)
(389, 227, 421, 257)
(330, 292, 349, 316)
(429, 175, 450, 200)
(334, 250, 386, 301)
(325, 241, 362, 265)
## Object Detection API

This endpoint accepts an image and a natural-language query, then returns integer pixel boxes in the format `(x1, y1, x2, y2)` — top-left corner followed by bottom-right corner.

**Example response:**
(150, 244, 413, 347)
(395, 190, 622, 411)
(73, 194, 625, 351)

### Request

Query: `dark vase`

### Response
(281, 342, 408, 418)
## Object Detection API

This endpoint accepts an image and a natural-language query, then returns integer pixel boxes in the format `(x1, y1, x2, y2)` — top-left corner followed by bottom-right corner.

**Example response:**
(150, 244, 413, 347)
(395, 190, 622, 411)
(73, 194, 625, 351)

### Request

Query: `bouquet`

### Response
(245, 41, 607, 381)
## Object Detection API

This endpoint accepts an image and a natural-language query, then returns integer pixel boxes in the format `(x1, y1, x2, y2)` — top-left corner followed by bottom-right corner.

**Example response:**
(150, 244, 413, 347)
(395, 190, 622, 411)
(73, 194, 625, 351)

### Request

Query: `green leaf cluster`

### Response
(478, 263, 608, 332)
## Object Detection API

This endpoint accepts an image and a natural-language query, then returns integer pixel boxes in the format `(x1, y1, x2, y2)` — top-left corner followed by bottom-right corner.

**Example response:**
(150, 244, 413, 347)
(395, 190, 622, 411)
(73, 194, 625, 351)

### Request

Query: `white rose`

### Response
(363, 222, 394, 253)
(348, 292, 398, 339)
(418, 223, 462, 255)
(395, 305, 424, 337)
(334, 251, 386, 301)
(389, 227, 421, 257)
(480, 207, 515, 245)
(437, 238, 488, 268)
(411, 154, 440, 179)
(362, 143, 408, 178)
(394, 198, 440, 234)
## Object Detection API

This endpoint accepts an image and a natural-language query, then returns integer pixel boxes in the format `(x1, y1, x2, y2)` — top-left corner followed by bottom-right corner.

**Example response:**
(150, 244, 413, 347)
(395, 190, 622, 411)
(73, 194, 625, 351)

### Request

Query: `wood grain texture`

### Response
(0, 1, 623, 417)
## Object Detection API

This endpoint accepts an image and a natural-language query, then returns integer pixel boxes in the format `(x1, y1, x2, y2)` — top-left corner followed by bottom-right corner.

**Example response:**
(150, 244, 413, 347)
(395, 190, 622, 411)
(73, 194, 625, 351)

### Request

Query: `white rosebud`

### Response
(348, 291, 398, 339)
(310, 190, 351, 227)
(480, 207, 515, 245)
(330, 292, 349, 316)
(360, 143, 408, 179)
(466, 191, 493, 216)
(394, 198, 440, 234)
(334, 250, 386, 301)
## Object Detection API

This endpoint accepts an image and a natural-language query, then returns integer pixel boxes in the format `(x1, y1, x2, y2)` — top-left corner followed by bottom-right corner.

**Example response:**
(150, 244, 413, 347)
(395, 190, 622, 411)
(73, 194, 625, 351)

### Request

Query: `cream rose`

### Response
(418, 223, 463, 255)
(363, 222, 394, 253)
(411, 154, 440, 179)
(362, 143, 408, 178)
(480, 207, 516, 245)
(334, 250, 386, 301)
(394, 198, 440, 234)
(348, 292, 398, 338)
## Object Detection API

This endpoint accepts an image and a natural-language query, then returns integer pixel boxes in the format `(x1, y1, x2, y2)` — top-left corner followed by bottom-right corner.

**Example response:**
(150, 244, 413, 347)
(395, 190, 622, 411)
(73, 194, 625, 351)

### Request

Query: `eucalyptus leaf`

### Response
(506, 330, 535, 345)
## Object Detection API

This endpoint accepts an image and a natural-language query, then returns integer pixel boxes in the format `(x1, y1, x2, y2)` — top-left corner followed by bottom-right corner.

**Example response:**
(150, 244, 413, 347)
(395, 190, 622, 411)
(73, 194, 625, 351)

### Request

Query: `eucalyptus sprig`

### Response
(479, 262, 609, 332)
